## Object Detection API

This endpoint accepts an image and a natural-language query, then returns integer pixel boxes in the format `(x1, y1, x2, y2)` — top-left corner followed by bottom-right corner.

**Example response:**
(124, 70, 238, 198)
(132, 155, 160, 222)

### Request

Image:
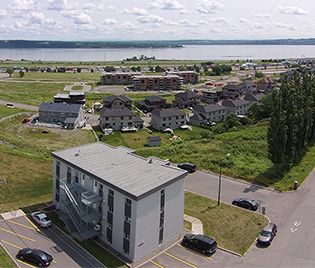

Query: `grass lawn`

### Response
(0, 106, 23, 119)
(0, 113, 96, 212)
(48, 212, 127, 268)
(0, 245, 16, 268)
(12, 72, 100, 82)
(185, 192, 268, 255)
(0, 81, 67, 105)
(184, 220, 192, 231)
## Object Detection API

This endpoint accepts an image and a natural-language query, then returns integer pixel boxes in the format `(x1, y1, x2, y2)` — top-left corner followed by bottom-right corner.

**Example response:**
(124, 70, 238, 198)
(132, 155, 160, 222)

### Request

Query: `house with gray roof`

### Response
(222, 99, 251, 115)
(244, 92, 265, 103)
(103, 95, 132, 109)
(52, 142, 187, 261)
(151, 108, 186, 130)
(190, 104, 226, 126)
(38, 102, 83, 129)
(173, 90, 200, 108)
(136, 95, 167, 112)
(99, 107, 143, 131)
(54, 91, 86, 105)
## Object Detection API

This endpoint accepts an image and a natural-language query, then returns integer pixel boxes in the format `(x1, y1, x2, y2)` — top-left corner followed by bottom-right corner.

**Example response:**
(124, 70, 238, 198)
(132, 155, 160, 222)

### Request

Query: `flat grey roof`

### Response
(52, 142, 187, 199)
(39, 102, 81, 113)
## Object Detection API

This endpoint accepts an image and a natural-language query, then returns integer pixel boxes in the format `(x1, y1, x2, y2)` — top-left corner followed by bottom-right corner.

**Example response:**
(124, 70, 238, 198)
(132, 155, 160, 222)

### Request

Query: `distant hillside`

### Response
(1, 39, 315, 48)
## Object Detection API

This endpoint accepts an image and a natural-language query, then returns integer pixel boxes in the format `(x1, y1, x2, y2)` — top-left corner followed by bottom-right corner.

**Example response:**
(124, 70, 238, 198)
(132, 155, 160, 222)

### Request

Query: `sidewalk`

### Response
(184, 214, 203, 234)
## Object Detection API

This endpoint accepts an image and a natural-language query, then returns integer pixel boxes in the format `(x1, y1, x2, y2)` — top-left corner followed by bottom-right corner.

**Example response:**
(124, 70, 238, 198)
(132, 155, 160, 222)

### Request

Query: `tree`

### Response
(255, 71, 264, 78)
(19, 70, 25, 78)
(246, 93, 273, 122)
(155, 65, 165, 73)
(6, 68, 14, 77)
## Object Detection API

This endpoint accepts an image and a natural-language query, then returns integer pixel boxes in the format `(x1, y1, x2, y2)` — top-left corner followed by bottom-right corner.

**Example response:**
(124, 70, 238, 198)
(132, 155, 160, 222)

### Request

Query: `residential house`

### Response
(100, 72, 141, 85)
(38, 102, 83, 129)
(223, 80, 254, 99)
(54, 91, 86, 105)
(166, 71, 199, 84)
(103, 95, 132, 109)
(136, 96, 167, 112)
(52, 142, 187, 262)
(99, 107, 143, 131)
(173, 90, 200, 108)
(132, 75, 182, 91)
(244, 92, 265, 103)
(201, 89, 224, 104)
(151, 108, 186, 131)
(189, 104, 226, 126)
(222, 99, 251, 115)
(256, 77, 275, 92)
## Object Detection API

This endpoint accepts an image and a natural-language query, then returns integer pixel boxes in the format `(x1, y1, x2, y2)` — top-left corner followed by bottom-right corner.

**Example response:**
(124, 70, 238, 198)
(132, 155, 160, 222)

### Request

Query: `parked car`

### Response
(232, 198, 258, 211)
(177, 163, 196, 173)
(257, 223, 277, 246)
(16, 248, 53, 267)
(31, 212, 52, 228)
(182, 234, 217, 255)
(6, 103, 14, 108)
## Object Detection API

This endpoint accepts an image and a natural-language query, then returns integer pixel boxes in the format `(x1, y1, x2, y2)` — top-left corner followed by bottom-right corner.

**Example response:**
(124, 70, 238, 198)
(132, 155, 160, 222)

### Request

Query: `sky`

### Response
(0, 0, 314, 40)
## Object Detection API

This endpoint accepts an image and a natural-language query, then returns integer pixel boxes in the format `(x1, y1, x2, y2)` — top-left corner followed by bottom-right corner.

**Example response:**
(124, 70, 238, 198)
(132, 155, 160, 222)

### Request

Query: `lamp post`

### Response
(217, 153, 230, 206)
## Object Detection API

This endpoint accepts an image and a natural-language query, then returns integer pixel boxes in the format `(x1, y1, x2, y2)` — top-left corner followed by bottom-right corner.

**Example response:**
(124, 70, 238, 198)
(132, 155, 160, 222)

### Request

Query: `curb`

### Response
(218, 246, 243, 258)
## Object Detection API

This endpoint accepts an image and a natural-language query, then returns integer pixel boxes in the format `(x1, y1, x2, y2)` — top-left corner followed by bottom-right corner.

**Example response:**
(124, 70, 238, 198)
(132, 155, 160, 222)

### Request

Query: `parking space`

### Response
(140, 242, 239, 268)
(0, 216, 104, 268)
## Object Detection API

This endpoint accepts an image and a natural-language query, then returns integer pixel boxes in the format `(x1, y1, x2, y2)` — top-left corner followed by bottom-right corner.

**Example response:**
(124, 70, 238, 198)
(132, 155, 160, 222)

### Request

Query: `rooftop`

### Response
(52, 142, 187, 199)
(101, 108, 133, 117)
(152, 108, 186, 117)
(39, 102, 81, 113)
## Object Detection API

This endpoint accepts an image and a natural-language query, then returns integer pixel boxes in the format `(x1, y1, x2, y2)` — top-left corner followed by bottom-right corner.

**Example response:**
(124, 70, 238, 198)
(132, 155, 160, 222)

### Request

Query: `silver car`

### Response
(257, 223, 277, 246)
(31, 212, 52, 228)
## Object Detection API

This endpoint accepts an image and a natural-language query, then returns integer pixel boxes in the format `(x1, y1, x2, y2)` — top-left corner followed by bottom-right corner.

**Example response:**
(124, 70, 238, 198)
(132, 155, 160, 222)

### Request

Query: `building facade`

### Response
(166, 71, 199, 84)
(132, 75, 182, 91)
(222, 99, 251, 115)
(52, 142, 187, 262)
(136, 96, 167, 112)
(103, 95, 132, 109)
(100, 72, 141, 85)
(201, 89, 224, 104)
(189, 104, 226, 126)
(54, 91, 86, 105)
(173, 90, 200, 108)
(151, 108, 186, 130)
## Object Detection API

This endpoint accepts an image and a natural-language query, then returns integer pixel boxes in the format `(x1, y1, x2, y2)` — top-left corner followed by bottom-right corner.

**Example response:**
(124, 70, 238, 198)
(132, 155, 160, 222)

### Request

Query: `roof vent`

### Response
(75, 150, 80, 157)
(148, 158, 153, 164)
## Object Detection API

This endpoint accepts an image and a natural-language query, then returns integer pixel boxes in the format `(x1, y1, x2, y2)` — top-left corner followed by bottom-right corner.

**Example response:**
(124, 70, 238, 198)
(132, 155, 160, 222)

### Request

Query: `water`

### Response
(0, 45, 314, 61)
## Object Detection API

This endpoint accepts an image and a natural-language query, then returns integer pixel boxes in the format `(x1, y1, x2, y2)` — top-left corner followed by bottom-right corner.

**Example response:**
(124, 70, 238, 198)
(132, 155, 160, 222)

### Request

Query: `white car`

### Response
(31, 212, 52, 228)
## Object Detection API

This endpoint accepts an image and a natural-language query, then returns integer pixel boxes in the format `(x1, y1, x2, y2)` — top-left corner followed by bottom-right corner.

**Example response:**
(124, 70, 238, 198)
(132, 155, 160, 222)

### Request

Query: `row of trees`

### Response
(268, 71, 315, 164)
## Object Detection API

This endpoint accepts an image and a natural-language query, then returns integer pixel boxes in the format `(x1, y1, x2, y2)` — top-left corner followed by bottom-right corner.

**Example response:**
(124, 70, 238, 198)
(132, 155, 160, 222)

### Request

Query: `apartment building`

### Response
(151, 108, 186, 130)
(132, 75, 182, 91)
(222, 99, 251, 115)
(54, 91, 86, 105)
(201, 89, 224, 104)
(103, 95, 132, 109)
(190, 104, 226, 126)
(136, 96, 167, 112)
(100, 72, 141, 85)
(166, 71, 199, 84)
(52, 142, 187, 262)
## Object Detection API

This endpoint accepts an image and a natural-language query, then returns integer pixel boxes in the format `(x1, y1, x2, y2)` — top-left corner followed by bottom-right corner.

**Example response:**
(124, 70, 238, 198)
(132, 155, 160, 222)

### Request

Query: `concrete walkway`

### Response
(1, 209, 25, 220)
(184, 214, 203, 234)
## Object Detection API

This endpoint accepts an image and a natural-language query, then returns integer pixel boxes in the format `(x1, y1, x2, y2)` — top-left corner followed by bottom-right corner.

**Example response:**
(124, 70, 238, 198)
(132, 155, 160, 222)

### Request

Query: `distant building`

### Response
(136, 96, 167, 112)
(100, 72, 141, 85)
(39, 102, 83, 129)
(222, 99, 251, 115)
(147, 136, 161, 147)
(256, 77, 275, 92)
(173, 90, 200, 108)
(167, 71, 199, 84)
(54, 91, 86, 105)
(244, 92, 265, 103)
(151, 108, 186, 130)
(223, 80, 254, 99)
(201, 89, 224, 104)
(190, 104, 226, 126)
(132, 75, 182, 91)
(103, 95, 132, 109)
(52, 142, 187, 262)
(99, 107, 143, 131)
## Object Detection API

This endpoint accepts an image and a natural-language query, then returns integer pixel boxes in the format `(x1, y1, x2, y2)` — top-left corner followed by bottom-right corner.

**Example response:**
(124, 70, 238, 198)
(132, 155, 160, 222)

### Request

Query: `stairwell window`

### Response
(56, 161, 60, 179)
(66, 167, 72, 184)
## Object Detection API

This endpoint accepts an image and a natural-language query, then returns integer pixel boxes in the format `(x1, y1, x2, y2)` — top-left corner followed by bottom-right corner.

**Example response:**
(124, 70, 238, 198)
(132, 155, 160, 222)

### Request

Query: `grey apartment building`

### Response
(100, 72, 141, 85)
(132, 75, 183, 91)
(52, 142, 187, 262)
(151, 108, 187, 130)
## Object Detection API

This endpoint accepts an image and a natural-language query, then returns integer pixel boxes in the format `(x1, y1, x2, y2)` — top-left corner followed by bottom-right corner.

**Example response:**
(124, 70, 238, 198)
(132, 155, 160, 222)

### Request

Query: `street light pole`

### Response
(217, 153, 230, 206)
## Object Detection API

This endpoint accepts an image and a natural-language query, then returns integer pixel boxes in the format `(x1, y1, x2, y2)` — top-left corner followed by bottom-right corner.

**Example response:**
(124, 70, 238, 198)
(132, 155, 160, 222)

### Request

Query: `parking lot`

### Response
(139, 239, 239, 268)
(0, 215, 104, 268)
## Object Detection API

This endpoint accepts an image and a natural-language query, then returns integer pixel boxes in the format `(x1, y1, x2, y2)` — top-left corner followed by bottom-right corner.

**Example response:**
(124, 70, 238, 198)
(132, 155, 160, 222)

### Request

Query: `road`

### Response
(185, 170, 315, 267)
(0, 99, 38, 111)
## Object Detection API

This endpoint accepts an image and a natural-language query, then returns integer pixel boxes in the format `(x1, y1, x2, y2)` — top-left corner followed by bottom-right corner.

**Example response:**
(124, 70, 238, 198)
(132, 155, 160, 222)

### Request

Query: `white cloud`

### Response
(195, 0, 224, 15)
(28, 12, 56, 25)
(11, 0, 39, 11)
(150, 0, 185, 10)
(123, 7, 148, 16)
(62, 10, 92, 24)
(274, 22, 298, 31)
(239, 18, 249, 24)
(255, 13, 271, 18)
(47, 0, 69, 11)
(83, 3, 95, 10)
(103, 18, 118, 25)
(278, 6, 308, 16)
(250, 23, 264, 29)
(137, 15, 165, 24)
(0, 9, 7, 17)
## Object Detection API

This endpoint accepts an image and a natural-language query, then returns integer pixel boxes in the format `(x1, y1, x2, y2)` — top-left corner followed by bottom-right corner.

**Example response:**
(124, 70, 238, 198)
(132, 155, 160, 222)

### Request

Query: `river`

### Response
(0, 45, 314, 61)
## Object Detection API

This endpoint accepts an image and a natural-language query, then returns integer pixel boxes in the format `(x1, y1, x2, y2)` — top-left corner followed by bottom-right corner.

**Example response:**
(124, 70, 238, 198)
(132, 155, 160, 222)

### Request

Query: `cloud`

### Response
(28, 12, 56, 25)
(62, 10, 92, 25)
(137, 15, 165, 24)
(83, 3, 95, 10)
(239, 18, 250, 24)
(0, 9, 7, 18)
(274, 22, 298, 31)
(255, 13, 271, 18)
(123, 7, 148, 16)
(47, 0, 69, 11)
(11, 0, 39, 11)
(278, 6, 308, 16)
(150, 0, 185, 10)
(103, 18, 118, 25)
(195, 0, 224, 15)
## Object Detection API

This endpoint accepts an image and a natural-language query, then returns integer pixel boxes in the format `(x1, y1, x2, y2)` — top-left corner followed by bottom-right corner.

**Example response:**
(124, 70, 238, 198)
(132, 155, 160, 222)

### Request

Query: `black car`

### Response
(17, 248, 53, 267)
(182, 234, 217, 255)
(177, 163, 196, 173)
(232, 198, 258, 211)
(257, 223, 277, 246)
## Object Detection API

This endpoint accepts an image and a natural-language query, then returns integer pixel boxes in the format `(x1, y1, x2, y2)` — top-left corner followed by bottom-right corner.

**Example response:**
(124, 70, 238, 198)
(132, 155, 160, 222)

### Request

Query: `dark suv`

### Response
(182, 234, 217, 255)
(177, 163, 196, 173)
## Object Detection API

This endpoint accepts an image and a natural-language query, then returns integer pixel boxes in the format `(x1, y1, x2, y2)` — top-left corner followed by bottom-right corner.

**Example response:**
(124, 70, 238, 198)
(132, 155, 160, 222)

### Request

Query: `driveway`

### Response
(185, 169, 315, 267)
(0, 216, 104, 268)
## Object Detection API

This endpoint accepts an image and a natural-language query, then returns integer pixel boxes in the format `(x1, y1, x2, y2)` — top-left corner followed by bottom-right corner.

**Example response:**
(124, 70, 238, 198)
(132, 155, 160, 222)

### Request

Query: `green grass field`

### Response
(0, 82, 66, 105)
(12, 72, 100, 82)
(0, 245, 16, 268)
(0, 106, 23, 119)
(185, 192, 268, 255)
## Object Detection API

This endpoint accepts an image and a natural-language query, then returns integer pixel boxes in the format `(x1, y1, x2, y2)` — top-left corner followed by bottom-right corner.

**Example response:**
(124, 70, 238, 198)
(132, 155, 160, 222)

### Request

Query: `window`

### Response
(107, 211, 113, 228)
(159, 190, 165, 244)
(159, 211, 164, 228)
(159, 227, 164, 244)
(56, 178, 60, 193)
(124, 221, 131, 239)
(81, 175, 85, 186)
(108, 190, 114, 212)
(121, 117, 124, 120)
(56, 161, 60, 178)
(55, 192, 60, 202)
(124, 198, 132, 219)
(106, 227, 112, 243)
(99, 184, 103, 197)
(160, 190, 165, 211)
(66, 167, 71, 184)
(123, 238, 130, 254)
(74, 171, 79, 183)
